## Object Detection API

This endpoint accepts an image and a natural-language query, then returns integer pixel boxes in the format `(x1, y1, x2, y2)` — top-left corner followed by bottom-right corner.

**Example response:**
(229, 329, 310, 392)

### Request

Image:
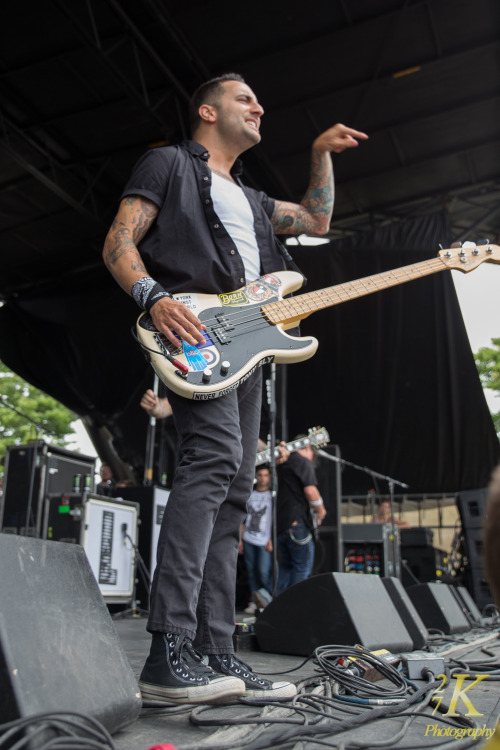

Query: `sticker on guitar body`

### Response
(218, 274, 282, 307)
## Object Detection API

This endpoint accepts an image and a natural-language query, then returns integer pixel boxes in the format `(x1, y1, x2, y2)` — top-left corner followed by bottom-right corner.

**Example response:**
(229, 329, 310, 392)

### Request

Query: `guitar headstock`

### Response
(291, 427, 330, 449)
(438, 241, 500, 273)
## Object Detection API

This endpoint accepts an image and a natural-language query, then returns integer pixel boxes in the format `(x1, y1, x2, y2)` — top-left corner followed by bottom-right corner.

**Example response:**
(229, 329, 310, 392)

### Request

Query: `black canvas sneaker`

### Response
(139, 632, 245, 704)
(207, 653, 297, 701)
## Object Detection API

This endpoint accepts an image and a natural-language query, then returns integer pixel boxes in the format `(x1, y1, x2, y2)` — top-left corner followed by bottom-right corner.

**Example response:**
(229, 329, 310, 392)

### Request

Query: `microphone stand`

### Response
(266, 364, 279, 599)
(365, 468, 408, 579)
(143, 374, 159, 486)
(0, 396, 58, 537)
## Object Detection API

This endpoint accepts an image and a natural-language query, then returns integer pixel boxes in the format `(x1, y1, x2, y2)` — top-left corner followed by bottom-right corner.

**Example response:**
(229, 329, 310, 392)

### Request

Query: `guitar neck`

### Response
(263, 256, 447, 326)
(256, 435, 321, 466)
(256, 440, 295, 466)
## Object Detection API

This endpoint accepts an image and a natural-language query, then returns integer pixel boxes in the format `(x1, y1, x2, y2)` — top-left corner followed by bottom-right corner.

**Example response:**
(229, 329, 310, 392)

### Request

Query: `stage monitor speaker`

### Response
(254, 572, 413, 656)
(449, 585, 483, 627)
(381, 576, 429, 650)
(0, 533, 141, 732)
(406, 583, 471, 634)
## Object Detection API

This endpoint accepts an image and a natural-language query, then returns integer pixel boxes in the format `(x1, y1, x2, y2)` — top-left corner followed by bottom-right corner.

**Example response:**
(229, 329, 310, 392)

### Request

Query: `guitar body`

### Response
(136, 271, 318, 400)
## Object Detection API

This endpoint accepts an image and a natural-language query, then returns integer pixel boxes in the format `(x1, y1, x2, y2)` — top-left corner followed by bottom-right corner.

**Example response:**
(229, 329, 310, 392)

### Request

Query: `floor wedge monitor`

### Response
(254, 572, 413, 656)
(381, 576, 429, 650)
(406, 582, 471, 634)
(0, 533, 142, 733)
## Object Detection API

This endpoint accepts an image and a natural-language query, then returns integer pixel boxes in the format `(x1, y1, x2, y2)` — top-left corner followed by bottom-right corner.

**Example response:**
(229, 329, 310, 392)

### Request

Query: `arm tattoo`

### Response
(103, 196, 157, 270)
(271, 150, 334, 235)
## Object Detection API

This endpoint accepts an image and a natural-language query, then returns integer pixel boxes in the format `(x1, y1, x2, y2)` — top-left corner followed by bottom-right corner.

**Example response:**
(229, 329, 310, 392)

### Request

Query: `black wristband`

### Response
(145, 282, 173, 312)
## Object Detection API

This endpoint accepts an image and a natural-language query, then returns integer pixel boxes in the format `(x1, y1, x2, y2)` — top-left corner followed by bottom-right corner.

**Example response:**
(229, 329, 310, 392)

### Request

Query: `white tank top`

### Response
(210, 173, 261, 283)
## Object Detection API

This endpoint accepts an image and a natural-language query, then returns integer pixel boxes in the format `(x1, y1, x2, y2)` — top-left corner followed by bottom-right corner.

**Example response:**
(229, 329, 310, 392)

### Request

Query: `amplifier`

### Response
(342, 523, 401, 578)
(1, 442, 95, 536)
(42, 493, 139, 603)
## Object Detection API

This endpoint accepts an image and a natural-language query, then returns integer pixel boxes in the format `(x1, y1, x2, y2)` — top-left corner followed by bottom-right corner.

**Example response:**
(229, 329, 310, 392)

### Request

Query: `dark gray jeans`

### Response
(147, 369, 262, 654)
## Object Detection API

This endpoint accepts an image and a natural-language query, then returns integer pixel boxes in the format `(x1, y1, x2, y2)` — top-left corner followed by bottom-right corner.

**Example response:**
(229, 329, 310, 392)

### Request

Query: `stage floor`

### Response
(111, 614, 500, 750)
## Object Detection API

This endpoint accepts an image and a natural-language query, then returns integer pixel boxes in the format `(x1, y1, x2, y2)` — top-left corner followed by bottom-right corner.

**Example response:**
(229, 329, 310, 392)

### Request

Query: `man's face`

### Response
(255, 468, 271, 491)
(213, 80, 264, 149)
(100, 465, 113, 482)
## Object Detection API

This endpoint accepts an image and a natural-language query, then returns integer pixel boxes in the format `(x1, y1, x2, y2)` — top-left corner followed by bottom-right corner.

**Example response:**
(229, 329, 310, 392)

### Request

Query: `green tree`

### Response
(474, 337, 500, 435)
(0, 360, 76, 476)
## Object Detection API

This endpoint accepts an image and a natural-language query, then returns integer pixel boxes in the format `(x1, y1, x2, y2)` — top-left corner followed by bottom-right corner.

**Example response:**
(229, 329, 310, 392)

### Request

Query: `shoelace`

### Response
(221, 654, 267, 685)
(172, 636, 215, 677)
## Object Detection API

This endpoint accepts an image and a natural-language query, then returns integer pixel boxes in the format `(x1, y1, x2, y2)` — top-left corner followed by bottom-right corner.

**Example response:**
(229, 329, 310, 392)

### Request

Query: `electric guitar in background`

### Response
(136, 242, 500, 400)
(255, 426, 330, 467)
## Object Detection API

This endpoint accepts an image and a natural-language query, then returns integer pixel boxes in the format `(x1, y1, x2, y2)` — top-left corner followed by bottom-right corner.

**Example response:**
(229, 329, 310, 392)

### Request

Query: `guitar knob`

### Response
(221, 361, 230, 375)
(202, 368, 212, 383)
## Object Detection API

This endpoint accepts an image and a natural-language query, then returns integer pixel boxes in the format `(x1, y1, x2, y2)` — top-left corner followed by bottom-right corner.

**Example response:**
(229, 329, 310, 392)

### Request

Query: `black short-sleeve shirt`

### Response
(120, 140, 286, 295)
(276, 452, 318, 533)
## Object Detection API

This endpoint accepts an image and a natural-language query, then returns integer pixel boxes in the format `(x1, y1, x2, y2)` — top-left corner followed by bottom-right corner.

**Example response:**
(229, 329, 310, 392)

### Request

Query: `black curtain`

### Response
(284, 211, 499, 494)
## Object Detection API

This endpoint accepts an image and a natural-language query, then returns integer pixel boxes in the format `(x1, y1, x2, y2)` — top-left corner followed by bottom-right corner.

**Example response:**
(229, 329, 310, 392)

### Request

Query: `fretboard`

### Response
(262, 256, 447, 325)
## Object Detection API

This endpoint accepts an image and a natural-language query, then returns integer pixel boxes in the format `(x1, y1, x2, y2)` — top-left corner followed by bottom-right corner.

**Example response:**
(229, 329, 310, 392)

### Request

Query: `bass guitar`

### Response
(136, 242, 499, 400)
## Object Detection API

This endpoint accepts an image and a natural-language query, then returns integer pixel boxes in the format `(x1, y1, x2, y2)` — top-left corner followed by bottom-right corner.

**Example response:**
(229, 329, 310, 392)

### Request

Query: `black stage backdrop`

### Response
(0, 210, 498, 493)
(283, 211, 500, 495)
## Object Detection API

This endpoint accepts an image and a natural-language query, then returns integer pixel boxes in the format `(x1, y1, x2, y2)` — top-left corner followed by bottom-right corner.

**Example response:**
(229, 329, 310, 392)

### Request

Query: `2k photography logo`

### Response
(425, 673, 494, 741)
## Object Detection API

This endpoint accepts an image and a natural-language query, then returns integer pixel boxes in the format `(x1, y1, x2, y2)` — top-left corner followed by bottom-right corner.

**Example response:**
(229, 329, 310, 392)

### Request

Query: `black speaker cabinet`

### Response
(254, 572, 413, 656)
(456, 488, 488, 530)
(0, 533, 141, 732)
(1, 442, 96, 536)
(381, 576, 429, 650)
(464, 566, 494, 612)
(406, 583, 471, 634)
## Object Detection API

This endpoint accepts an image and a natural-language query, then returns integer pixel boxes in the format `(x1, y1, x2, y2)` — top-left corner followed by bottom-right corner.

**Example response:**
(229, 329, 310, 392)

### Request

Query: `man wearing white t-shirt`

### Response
(240, 466, 273, 611)
(103, 72, 367, 706)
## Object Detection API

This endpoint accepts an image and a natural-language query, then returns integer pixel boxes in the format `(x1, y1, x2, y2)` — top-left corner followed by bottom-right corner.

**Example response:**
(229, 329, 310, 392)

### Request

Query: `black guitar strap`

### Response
(274, 236, 308, 287)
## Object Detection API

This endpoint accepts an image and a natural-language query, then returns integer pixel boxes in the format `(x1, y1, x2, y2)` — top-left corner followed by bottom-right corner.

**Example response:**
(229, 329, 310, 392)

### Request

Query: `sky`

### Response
(451, 264, 500, 412)
(68, 259, 500, 457)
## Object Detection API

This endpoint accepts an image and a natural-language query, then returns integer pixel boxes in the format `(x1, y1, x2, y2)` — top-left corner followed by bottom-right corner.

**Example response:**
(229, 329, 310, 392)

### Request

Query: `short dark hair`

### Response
(188, 73, 246, 136)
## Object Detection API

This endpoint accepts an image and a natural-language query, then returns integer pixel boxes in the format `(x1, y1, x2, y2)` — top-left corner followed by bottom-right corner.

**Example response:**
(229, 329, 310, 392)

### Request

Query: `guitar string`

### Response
(155, 258, 455, 352)
(178, 261, 447, 329)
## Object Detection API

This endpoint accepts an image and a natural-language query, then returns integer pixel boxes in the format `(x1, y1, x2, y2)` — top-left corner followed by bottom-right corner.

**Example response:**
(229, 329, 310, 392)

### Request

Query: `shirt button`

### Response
(214, 223, 219, 229)
(205, 199, 210, 204)
(240, 278, 245, 284)
(203, 176, 209, 181)
(230, 249, 235, 255)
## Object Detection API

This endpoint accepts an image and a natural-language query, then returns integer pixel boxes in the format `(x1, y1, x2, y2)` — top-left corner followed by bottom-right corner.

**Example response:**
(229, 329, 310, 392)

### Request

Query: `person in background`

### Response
(240, 465, 273, 612)
(276, 442, 326, 593)
(140, 389, 173, 420)
(372, 497, 411, 528)
(96, 463, 115, 497)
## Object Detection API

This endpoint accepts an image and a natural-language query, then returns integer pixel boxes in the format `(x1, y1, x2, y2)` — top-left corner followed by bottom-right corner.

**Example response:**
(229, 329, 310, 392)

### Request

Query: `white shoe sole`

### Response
(245, 681, 297, 701)
(139, 675, 245, 705)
